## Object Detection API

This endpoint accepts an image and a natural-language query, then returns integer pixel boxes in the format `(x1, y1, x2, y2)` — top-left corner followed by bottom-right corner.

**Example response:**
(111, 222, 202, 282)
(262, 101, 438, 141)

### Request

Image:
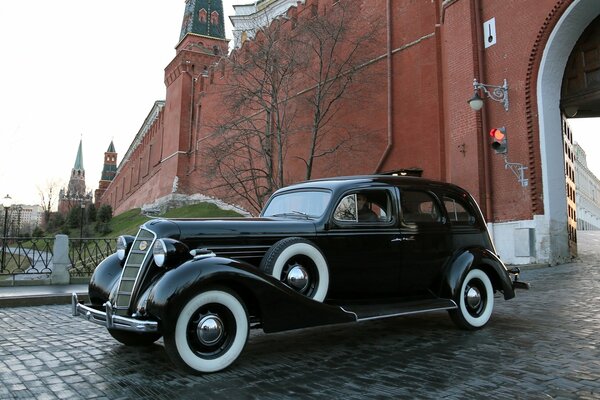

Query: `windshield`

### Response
(262, 190, 331, 219)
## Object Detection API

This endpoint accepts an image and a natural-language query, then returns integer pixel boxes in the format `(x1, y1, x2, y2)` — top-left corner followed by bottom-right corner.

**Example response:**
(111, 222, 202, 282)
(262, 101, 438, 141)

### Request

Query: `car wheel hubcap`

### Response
(466, 286, 482, 310)
(286, 263, 309, 292)
(196, 314, 224, 346)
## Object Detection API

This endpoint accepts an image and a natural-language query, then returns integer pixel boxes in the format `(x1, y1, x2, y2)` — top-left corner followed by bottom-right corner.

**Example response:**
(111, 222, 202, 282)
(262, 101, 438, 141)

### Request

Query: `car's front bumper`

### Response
(71, 293, 158, 333)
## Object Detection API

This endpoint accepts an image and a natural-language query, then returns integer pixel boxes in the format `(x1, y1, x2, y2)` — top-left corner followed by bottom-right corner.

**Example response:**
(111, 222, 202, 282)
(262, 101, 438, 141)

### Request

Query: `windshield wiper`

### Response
(271, 210, 315, 219)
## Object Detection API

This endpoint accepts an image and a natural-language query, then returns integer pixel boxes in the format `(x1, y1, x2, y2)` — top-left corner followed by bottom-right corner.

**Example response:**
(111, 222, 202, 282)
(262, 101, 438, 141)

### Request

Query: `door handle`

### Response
(392, 236, 415, 242)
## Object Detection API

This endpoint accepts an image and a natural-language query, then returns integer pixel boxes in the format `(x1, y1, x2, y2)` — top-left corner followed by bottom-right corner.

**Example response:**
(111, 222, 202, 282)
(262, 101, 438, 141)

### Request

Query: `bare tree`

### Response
(38, 180, 59, 226)
(201, 1, 383, 213)
(293, 1, 385, 180)
(201, 19, 301, 214)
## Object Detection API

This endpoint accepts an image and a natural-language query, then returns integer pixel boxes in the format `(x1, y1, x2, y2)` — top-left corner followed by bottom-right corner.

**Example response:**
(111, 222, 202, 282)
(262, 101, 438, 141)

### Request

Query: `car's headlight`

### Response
(152, 240, 167, 267)
(116, 235, 135, 262)
(152, 238, 191, 268)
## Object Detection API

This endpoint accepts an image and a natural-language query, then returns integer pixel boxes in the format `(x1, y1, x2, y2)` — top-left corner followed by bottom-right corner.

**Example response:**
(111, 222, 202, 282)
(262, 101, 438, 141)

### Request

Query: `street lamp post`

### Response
(80, 202, 86, 239)
(1, 194, 13, 273)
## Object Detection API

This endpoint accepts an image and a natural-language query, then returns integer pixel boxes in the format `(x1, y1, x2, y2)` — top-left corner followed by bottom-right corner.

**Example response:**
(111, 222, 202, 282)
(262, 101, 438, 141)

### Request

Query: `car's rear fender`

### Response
(145, 256, 355, 334)
(440, 248, 515, 301)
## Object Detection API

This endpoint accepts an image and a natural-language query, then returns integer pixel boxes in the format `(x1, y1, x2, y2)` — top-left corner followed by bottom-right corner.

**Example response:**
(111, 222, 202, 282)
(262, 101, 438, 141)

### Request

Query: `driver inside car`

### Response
(357, 193, 378, 222)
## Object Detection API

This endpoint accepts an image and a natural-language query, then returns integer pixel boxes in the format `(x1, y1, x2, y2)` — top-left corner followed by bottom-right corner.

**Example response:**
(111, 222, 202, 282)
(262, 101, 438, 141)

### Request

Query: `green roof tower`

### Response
(180, 0, 225, 41)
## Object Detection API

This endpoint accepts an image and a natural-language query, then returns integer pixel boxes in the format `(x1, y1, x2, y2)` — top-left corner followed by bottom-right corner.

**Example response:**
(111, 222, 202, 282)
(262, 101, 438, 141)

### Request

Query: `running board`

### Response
(339, 299, 457, 322)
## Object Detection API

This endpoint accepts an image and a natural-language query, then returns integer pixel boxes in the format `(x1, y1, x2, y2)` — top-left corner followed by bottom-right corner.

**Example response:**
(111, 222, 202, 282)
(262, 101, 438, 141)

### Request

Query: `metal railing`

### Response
(0, 237, 54, 277)
(69, 238, 116, 277)
(0, 236, 116, 281)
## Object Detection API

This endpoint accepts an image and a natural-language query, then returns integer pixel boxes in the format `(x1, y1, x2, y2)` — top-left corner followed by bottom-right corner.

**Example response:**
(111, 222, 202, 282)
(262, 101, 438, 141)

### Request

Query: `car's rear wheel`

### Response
(449, 268, 494, 330)
(164, 289, 249, 374)
(260, 237, 329, 302)
(107, 330, 162, 346)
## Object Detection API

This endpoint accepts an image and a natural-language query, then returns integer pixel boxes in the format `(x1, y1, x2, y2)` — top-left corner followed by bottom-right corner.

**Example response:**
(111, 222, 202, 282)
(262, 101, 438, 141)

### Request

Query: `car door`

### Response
(397, 189, 452, 296)
(316, 188, 402, 299)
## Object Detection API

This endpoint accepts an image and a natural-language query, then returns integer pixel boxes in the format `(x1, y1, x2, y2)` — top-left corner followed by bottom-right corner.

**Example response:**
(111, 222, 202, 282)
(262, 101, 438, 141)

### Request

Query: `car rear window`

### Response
(400, 191, 443, 223)
(443, 196, 476, 225)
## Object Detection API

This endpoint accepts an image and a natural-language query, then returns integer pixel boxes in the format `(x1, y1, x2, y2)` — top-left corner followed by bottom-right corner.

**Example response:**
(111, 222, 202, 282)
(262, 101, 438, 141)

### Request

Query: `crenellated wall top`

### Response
(116, 101, 165, 174)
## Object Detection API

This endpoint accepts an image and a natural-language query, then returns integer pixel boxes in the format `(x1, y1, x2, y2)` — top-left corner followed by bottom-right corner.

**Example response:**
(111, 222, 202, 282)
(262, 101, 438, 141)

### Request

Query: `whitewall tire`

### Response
(164, 290, 249, 374)
(449, 268, 494, 330)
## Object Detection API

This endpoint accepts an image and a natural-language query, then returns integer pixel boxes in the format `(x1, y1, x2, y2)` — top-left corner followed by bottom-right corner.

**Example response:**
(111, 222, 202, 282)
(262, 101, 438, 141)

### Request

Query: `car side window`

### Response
(333, 191, 392, 224)
(334, 194, 357, 221)
(401, 191, 443, 224)
(443, 196, 476, 225)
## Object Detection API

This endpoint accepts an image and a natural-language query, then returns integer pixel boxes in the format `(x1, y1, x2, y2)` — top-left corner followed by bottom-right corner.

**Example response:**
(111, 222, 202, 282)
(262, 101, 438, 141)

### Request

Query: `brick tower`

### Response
(153, 0, 229, 199)
(94, 141, 117, 206)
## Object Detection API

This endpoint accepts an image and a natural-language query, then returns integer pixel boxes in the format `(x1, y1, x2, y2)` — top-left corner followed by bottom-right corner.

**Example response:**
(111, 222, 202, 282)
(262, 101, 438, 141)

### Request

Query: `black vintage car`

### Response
(72, 175, 528, 373)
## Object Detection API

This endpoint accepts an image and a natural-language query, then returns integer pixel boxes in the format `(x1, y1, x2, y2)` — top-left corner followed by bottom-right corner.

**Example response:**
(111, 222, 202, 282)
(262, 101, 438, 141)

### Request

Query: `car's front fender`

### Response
(145, 256, 355, 334)
(440, 248, 515, 300)
(88, 253, 122, 305)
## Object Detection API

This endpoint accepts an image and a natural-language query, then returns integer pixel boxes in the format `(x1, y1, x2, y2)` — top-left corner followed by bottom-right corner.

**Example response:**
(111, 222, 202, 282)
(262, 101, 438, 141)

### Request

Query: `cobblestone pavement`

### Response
(1, 235, 600, 399)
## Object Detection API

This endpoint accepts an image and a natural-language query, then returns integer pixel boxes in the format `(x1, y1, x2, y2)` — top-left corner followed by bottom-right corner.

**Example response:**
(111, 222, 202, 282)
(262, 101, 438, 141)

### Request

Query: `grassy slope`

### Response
(105, 203, 243, 237)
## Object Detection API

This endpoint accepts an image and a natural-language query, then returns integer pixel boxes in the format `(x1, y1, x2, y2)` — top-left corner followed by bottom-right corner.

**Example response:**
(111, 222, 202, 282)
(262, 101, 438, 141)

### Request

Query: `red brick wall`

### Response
(440, 0, 572, 222)
(99, 0, 580, 222)
(180, 0, 444, 213)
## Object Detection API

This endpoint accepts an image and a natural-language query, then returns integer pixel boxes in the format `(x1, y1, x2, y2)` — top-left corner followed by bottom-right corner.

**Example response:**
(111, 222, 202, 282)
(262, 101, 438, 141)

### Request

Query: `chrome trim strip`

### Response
(72, 293, 158, 333)
(338, 308, 358, 320)
(343, 302, 458, 323)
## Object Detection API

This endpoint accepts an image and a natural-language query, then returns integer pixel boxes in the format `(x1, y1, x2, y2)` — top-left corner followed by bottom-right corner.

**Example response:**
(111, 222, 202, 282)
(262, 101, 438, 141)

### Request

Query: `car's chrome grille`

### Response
(114, 228, 156, 316)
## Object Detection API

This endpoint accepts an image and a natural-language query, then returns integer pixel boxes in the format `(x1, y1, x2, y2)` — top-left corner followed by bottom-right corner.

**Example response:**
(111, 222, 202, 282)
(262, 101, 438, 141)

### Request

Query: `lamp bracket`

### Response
(473, 78, 509, 111)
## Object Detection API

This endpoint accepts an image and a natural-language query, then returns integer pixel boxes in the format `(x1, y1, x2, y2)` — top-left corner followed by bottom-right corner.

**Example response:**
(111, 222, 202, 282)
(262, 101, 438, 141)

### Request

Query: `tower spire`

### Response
(57, 138, 91, 214)
(73, 138, 84, 170)
(63, 138, 88, 204)
(179, 0, 225, 41)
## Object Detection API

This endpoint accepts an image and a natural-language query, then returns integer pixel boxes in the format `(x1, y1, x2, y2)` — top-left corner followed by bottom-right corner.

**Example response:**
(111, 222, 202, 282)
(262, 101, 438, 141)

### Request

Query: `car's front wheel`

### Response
(449, 268, 494, 330)
(164, 289, 249, 374)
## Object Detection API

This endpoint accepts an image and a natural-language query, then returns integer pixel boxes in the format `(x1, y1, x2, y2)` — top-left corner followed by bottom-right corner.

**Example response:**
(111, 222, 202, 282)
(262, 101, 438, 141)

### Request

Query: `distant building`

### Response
(0, 204, 43, 236)
(58, 139, 93, 215)
(574, 142, 600, 230)
(563, 119, 577, 255)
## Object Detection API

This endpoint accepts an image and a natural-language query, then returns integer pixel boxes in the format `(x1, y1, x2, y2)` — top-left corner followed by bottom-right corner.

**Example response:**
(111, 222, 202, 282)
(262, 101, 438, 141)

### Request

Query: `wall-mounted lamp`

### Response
(468, 78, 509, 111)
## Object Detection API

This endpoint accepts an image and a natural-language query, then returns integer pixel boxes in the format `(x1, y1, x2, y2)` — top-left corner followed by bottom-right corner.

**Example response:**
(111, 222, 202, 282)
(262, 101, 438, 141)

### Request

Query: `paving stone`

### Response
(2, 235, 600, 398)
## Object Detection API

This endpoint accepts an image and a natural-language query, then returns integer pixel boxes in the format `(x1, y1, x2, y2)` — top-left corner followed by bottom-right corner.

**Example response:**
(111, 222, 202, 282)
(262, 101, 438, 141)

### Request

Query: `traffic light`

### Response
(489, 127, 507, 154)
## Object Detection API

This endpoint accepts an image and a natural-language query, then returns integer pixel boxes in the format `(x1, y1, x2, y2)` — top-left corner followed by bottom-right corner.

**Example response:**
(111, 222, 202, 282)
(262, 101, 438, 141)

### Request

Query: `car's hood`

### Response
(140, 217, 317, 240)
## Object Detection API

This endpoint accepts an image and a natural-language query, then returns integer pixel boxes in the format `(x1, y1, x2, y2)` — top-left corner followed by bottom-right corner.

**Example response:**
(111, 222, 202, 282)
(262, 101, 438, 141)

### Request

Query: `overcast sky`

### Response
(0, 1, 598, 207)
(0, 0, 241, 207)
